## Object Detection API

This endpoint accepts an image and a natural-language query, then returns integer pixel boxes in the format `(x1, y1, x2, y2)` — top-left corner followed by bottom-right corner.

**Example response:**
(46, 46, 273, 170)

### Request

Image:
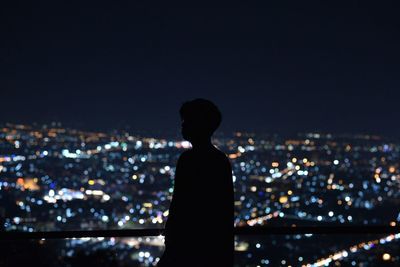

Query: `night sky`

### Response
(1, 2, 400, 137)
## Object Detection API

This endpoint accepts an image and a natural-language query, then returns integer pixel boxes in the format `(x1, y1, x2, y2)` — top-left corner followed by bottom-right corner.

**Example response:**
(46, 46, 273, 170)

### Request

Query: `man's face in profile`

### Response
(181, 119, 192, 141)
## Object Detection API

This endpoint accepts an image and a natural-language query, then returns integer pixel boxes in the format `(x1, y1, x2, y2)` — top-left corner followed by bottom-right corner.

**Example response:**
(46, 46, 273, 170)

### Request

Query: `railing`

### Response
(1, 225, 399, 240)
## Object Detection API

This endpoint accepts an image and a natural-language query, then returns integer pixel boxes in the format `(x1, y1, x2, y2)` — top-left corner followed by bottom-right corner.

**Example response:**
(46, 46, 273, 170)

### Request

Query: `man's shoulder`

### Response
(179, 147, 230, 163)
(179, 149, 194, 159)
(177, 150, 194, 165)
(208, 148, 231, 168)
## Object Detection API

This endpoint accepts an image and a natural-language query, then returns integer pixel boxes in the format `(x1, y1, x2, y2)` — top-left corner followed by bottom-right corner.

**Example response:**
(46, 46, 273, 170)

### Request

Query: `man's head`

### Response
(179, 99, 222, 142)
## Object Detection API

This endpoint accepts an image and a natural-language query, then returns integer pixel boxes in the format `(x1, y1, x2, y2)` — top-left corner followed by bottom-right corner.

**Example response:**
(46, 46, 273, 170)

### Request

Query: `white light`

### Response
(13, 217, 21, 224)
(49, 190, 55, 197)
(92, 190, 103, 196)
(181, 141, 191, 148)
(333, 160, 339, 165)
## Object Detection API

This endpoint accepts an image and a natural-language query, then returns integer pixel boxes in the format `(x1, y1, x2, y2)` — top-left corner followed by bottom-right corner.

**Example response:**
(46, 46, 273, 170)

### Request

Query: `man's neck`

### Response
(191, 138, 213, 150)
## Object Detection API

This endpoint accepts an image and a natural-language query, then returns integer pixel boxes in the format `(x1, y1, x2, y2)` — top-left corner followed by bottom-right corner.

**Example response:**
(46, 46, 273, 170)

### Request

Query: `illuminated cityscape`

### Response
(3, 1, 400, 266)
(0, 123, 398, 266)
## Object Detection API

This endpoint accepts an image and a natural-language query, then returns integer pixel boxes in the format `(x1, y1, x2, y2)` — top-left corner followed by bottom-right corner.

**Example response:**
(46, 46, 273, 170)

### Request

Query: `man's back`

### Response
(158, 98, 233, 267)
(162, 145, 234, 266)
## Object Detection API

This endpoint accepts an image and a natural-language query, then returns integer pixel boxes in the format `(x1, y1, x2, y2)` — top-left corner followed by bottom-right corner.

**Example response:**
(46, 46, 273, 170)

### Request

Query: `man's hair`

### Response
(179, 98, 222, 136)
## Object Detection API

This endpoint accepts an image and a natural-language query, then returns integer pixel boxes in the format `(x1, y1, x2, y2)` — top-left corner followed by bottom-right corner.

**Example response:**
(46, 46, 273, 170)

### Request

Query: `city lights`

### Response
(0, 124, 399, 266)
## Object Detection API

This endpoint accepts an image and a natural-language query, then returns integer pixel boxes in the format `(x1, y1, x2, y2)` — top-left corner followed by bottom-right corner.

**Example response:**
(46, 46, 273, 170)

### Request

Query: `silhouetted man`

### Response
(158, 99, 234, 267)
